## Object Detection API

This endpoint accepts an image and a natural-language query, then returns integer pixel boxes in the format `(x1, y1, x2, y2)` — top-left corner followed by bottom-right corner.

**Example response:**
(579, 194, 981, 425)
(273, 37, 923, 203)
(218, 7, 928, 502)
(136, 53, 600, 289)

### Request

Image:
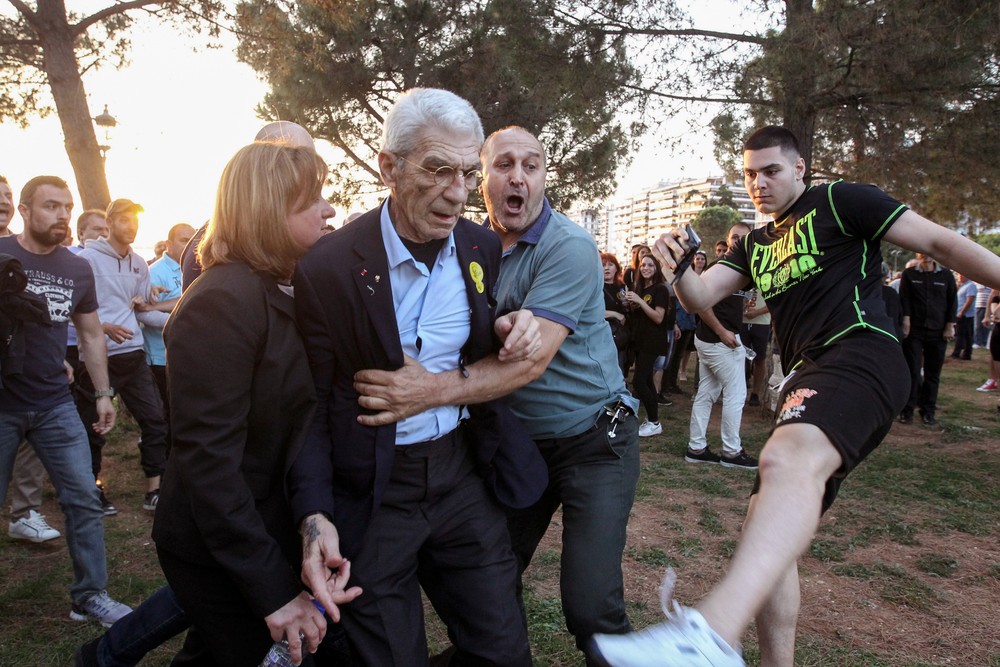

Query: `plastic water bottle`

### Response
(260, 599, 325, 665)
(259, 640, 293, 667)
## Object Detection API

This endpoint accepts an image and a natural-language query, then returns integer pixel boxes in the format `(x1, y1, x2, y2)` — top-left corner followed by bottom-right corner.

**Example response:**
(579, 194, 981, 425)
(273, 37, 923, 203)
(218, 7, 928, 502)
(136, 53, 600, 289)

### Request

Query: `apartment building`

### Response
(568, 177, 758, 258)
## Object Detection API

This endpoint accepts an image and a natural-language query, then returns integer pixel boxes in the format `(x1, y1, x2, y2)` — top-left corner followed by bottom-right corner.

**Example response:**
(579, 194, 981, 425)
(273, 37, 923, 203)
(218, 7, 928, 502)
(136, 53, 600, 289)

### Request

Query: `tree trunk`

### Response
(780, 0, 817, 179)
(35, 0, 110, 210)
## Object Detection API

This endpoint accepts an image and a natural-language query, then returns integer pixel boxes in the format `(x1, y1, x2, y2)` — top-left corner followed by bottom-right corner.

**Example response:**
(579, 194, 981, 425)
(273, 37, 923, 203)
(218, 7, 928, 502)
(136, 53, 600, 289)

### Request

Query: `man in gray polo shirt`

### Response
(355, 125, 639, 663)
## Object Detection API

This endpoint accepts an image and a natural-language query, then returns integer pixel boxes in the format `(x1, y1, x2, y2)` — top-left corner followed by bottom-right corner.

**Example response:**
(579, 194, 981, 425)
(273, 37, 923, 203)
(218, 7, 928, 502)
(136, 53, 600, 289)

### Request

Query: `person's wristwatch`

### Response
(94, 388, 116, 398)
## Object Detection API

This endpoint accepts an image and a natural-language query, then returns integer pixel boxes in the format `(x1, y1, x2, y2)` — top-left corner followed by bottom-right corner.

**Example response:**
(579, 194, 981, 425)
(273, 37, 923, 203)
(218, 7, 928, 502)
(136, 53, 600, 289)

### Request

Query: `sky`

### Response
(0, 3, 736, 257)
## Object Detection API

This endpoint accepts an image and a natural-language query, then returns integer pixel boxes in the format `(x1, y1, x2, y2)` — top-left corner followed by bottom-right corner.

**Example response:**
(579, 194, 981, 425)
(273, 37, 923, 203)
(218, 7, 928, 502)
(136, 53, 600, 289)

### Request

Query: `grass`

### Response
(2, 352, 999, 664)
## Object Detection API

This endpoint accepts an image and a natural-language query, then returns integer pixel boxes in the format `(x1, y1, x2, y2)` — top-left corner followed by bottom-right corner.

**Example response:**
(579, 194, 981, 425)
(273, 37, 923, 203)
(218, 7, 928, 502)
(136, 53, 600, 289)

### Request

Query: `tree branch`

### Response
(625, 83, 770, 106)
(6, 0, 38, 28)
(0, 36, 40, 47)
(74, 0, 171, 36)
(606, 26, 767, 45)
(323, 109, 380, 180)
(551, 9, 767, 46)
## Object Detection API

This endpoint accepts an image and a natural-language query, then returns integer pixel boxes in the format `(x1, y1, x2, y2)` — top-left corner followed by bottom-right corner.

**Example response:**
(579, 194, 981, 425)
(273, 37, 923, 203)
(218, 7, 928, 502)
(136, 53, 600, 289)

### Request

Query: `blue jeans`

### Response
(96, 586, 189, 667)
(975, 306, 989, 347)
(0, 402, 108, 602)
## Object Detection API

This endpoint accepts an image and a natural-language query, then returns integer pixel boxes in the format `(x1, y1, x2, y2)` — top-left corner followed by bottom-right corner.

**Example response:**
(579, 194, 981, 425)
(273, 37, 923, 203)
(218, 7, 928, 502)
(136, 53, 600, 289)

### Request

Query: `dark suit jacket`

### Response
(152, 262, 315, 619)
(288, 206, 546, 555)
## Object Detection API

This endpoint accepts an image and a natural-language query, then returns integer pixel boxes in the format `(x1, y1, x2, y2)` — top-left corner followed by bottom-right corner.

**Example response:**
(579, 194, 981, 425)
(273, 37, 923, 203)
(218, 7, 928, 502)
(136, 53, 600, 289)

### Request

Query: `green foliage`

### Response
(692, 205, 742, 248)
(716, 1, 1000, 228)
(973, 233, 1000, 258)
(851, 520, 919, 548)
(710, 184, 738, 210)
(593, 1, 1000, 228)
(674, 537, 702, 558)
(718, 539, 737, 559)
(234, 0, 643, 209)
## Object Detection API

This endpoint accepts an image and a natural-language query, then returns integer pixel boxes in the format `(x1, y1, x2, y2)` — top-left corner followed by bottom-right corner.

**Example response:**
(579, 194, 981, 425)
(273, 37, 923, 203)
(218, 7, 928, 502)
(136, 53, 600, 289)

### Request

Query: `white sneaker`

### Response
(8, 510, 61, 543)
(976, 378, 997, 392)
(637, 421, 662, 437)
(70, 591, 133, 628)
(589, 570, 744, 666)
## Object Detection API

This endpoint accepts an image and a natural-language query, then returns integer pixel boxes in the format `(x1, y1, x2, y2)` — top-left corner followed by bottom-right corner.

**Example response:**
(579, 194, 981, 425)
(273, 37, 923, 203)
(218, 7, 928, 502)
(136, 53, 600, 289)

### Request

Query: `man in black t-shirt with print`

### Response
(0, 175, 131, 627)
(591, 126, 1000, 667)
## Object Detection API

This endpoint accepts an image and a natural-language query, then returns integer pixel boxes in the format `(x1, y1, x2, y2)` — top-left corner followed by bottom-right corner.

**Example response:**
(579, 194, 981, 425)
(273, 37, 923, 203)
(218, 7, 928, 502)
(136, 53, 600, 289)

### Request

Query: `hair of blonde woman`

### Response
(199, 142, 327, 279)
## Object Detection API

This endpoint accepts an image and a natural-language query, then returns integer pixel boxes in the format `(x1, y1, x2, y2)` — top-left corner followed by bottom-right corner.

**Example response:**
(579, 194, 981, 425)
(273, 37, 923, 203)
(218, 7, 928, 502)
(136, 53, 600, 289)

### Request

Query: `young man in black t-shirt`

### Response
(591, 126, 1000, 667)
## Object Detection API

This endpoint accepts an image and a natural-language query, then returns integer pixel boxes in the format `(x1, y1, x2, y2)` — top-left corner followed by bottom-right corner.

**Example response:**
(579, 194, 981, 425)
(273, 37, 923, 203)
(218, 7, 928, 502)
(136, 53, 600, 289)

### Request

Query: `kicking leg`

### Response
(755, 559, 799, 667)
(589, 423, 839, 667)
(696, 423, 840, 650)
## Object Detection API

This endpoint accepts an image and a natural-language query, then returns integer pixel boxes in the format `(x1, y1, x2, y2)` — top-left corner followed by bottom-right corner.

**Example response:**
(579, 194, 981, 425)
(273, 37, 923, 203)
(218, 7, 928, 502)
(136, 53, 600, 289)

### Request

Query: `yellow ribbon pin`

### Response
(469, 261, 485, 294)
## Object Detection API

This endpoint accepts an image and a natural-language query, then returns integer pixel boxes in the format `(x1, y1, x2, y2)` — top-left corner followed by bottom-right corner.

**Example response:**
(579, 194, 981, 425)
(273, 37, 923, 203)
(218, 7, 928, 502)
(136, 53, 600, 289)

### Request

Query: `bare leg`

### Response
(696, 423, 841, 650)
(755, 560, 799, 667)
(680, 351, 693, 379)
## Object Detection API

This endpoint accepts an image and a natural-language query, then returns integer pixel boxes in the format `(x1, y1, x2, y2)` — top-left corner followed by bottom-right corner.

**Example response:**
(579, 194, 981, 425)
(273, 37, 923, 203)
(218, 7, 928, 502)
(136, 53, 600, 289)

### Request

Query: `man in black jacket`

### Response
(291, 88, 543, 666)
(897, 253, 956, 425)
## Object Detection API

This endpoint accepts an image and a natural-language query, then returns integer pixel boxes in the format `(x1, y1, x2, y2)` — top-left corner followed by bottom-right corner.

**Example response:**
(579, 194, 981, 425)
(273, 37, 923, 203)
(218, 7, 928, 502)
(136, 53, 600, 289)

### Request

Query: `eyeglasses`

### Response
(396, 155, 483, 190)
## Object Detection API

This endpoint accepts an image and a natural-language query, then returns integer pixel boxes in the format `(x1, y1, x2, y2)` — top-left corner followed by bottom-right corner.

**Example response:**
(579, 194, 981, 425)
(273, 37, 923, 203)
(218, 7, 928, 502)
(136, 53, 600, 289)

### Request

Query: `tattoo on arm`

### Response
(303, 517, 320, 546)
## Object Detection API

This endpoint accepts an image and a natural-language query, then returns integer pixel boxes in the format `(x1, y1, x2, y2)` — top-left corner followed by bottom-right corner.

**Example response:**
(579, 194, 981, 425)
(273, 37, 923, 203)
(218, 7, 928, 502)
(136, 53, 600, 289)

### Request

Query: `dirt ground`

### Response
(4, 362, 999, 666)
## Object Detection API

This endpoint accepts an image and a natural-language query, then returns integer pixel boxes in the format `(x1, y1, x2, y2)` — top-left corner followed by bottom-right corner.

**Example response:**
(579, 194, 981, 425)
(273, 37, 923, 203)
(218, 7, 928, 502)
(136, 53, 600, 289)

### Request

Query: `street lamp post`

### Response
(93, 104, 117, 164)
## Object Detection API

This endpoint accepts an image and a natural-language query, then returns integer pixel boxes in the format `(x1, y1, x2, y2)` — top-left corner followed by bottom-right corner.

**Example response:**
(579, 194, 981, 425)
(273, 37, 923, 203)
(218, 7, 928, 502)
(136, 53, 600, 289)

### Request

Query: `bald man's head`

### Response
(255, 121, 315, 149)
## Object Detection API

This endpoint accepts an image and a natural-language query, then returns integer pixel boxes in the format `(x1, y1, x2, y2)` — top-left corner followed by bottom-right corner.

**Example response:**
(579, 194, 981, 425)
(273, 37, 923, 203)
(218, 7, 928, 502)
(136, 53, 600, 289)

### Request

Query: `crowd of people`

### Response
(600, 225, 1000, 457)
(1, 91, 999, 667)
(602, 222, 767, 469)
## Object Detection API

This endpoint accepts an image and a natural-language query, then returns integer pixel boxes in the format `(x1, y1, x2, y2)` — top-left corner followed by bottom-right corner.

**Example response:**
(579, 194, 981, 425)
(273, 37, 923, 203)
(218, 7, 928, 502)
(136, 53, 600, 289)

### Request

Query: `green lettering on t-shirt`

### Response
(751, 208, 824, 298)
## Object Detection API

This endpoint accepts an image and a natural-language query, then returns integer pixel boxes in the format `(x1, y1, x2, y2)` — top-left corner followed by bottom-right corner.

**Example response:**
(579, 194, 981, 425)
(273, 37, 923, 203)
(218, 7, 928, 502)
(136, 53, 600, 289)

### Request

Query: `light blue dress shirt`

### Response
(380, 200, 470, 444)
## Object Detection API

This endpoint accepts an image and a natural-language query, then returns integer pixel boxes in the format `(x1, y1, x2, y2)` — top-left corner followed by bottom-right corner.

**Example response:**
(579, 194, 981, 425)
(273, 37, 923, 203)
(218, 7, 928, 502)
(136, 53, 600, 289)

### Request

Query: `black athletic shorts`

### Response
(752, 332, 909, 513)
(990, 323, 1000, 362)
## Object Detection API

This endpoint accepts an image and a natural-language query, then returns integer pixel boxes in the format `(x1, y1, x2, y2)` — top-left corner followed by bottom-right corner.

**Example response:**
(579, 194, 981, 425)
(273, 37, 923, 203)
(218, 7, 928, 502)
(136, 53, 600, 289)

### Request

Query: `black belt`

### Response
(394, 428, 460, 456)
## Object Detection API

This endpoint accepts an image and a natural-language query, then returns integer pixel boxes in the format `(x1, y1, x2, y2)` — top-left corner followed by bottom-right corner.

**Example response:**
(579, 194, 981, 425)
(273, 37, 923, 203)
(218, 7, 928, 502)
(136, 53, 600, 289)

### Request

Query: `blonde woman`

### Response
(152, 142, 359, 666)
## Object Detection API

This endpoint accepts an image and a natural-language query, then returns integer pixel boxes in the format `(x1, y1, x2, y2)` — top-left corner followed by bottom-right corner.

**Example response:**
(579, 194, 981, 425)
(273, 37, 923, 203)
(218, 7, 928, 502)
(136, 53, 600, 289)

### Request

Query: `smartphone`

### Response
(670, 224, 702, 285)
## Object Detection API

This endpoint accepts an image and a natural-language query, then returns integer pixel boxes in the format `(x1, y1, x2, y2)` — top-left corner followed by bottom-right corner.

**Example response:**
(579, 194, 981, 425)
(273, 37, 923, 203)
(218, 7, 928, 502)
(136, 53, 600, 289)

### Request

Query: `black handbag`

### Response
(608, 318, 630, 351)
